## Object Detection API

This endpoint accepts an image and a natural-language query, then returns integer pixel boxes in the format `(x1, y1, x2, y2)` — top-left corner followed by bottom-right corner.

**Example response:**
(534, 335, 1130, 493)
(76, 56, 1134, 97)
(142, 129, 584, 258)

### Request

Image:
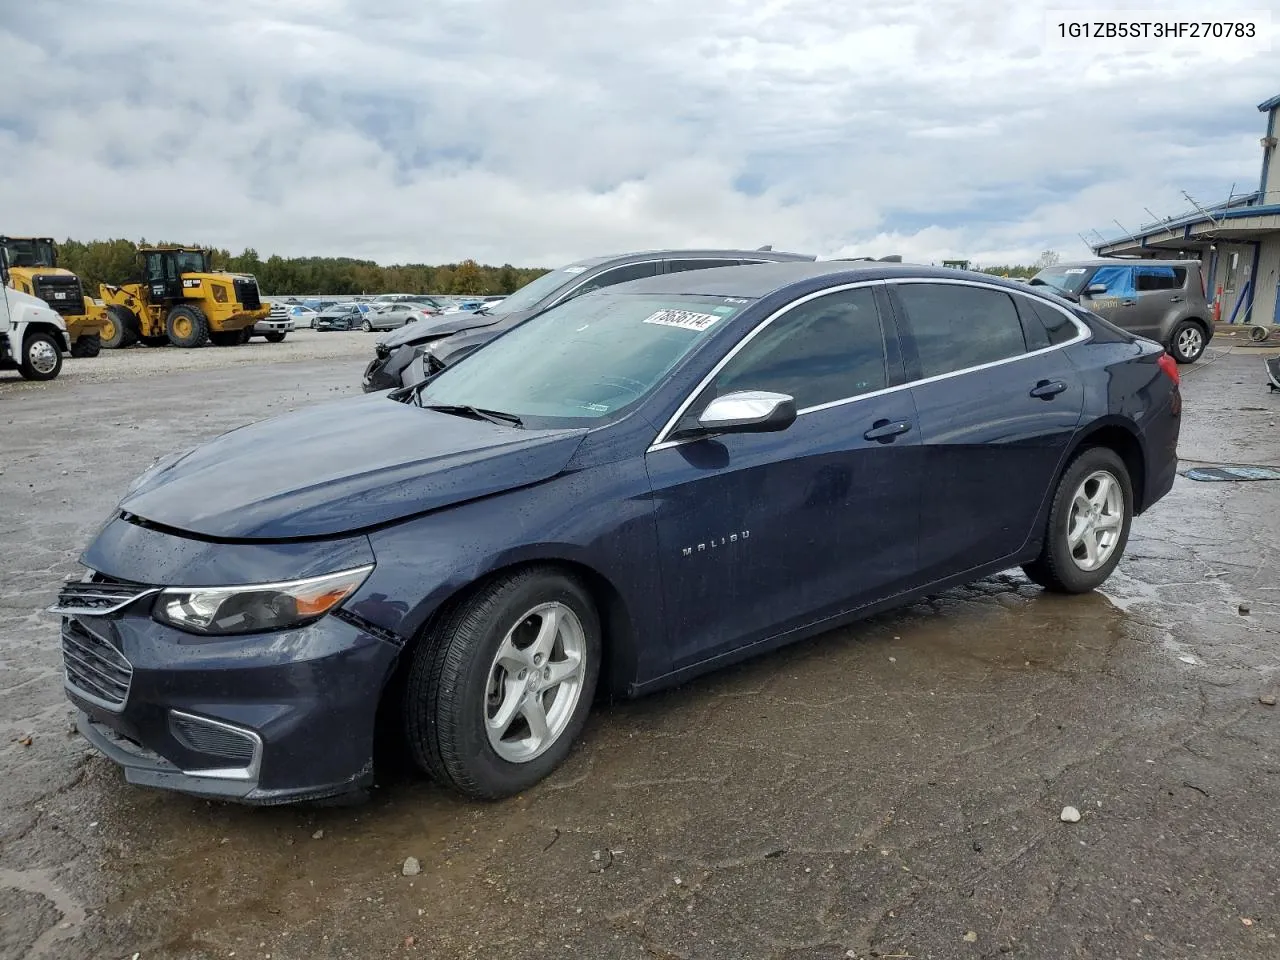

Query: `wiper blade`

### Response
(422, 403, 523, 428)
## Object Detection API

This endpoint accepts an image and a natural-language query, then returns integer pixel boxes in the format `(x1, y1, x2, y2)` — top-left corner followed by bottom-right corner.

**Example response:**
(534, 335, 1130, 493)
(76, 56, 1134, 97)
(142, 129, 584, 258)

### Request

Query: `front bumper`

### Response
(255, 319, 294, 333)
(362, 343, 419, 392)
(61, 607, 400, 804)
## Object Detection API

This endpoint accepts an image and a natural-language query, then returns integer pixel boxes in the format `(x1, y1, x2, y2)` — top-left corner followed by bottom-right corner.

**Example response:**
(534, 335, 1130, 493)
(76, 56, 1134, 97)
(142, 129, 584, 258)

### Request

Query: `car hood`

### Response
(118, 394, 588, 540)
(377, 308, 530, 349)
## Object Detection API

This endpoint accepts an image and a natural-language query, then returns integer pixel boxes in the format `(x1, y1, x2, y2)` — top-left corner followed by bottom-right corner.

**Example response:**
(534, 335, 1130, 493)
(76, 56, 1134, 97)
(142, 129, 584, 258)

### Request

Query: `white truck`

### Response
(1, 251, 71, 381)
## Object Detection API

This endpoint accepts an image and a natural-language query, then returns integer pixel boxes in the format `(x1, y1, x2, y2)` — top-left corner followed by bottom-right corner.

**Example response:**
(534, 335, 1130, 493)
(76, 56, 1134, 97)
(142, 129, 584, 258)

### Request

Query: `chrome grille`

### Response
(52, 578, 157, 616)
(169, 713, 257, 766)
(61, 618, 132, 709)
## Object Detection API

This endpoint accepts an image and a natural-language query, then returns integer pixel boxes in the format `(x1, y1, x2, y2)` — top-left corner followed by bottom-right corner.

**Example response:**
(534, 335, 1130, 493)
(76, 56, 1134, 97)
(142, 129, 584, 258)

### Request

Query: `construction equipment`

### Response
(97, 246, 269, 348)
(1, 247, 71, 381)
(0, 236, 107, 357)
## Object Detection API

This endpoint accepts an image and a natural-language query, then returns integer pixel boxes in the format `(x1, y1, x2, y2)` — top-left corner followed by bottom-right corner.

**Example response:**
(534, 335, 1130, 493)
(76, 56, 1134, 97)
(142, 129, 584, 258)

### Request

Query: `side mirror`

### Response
(1084, 283, 1108, 297)
(692, 390, 797, 436)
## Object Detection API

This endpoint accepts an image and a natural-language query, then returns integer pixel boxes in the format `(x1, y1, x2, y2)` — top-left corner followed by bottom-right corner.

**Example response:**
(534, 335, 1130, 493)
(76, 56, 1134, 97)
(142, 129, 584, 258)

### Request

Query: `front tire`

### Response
(1169, 320, 1207, 363)
(70, 334, 101, 358)
(101, 306, 137, 349)
(166, 304, 209, 348)
(209, 330, 242, 346)
(265, 331, 287, 343)
(404, 568, 601, 800)
(1023, 447, 1133, 594)
(18, 332, 63, 381)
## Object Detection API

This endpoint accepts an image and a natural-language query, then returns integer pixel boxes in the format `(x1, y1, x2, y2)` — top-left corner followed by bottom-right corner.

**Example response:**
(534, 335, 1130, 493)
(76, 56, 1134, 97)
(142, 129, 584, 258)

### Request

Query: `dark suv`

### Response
(361, 248, 816, 391)
(1029, 259, 1211, 363)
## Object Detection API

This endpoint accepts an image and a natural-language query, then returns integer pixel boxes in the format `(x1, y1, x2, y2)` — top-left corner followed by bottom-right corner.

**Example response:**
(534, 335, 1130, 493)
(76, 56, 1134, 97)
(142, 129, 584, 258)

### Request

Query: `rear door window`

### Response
(1135, 265, 1186, 291)
(665, 258, 741, 273)
(893, 283, 1027, 378)
(1013, 295, 1080, 348)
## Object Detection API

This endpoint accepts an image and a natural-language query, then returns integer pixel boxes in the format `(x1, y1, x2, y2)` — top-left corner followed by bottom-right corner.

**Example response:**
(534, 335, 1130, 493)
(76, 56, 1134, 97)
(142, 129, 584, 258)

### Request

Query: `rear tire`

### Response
(403, 567, 601, 800)
(361, 320, 373, 333)
(70, 334, 101, 358)
(166, 304, 209, 348)
(265, 331, 287, 343)
(17, 331, 63, 381)
(1022, 447, 1133, 594)
(1169, 320, 1207, 363)
(101, 306, 137, 349)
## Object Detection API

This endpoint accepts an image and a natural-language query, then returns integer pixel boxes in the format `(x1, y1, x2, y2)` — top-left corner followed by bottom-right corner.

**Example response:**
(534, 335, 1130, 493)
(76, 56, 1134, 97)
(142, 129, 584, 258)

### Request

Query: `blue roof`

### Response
(1260, 94, 1280, 112)
(1094, 202, 1280, 252)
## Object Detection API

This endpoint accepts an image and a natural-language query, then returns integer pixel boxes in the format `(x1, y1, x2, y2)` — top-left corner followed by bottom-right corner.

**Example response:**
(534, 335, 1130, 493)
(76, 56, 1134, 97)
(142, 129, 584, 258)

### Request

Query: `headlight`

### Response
(211, 283, 229, 303)
(152, 565, 373, 636)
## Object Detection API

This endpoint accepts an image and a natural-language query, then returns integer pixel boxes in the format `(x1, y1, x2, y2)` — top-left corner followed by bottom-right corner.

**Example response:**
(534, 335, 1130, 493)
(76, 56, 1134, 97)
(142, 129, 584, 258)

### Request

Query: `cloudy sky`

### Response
(1, 0, 1276, 268)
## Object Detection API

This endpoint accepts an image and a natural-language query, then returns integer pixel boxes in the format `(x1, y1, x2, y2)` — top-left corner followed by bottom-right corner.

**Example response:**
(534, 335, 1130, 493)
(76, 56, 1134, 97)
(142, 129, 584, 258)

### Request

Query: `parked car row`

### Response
(55, 256, 1182, 807)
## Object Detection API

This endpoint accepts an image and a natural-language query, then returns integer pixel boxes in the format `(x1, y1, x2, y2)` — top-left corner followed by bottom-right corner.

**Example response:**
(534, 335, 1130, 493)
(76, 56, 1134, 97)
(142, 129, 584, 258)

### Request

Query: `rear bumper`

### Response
(1138, 391, 1181, 513)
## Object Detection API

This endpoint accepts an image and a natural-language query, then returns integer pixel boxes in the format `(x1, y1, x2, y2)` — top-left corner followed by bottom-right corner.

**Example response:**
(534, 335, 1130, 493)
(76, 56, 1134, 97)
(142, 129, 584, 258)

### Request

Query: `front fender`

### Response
(351, 456, 667, 690)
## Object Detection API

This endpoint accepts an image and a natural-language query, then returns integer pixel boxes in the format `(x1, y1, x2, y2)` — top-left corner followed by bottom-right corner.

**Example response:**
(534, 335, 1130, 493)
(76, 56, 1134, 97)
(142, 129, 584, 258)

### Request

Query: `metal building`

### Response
(1092, 93, 1280, 328)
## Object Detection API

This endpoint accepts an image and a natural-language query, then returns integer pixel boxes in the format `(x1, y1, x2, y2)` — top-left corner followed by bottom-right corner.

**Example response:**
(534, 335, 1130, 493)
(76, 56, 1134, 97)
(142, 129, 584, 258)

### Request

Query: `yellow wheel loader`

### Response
(0, 236, 108, 357)
(98, 246, 269, 348)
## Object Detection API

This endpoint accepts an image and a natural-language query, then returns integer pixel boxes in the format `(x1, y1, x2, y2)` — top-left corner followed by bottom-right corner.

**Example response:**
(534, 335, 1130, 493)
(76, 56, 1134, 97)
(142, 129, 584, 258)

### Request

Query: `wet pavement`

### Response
(2, 344, 1280, 960)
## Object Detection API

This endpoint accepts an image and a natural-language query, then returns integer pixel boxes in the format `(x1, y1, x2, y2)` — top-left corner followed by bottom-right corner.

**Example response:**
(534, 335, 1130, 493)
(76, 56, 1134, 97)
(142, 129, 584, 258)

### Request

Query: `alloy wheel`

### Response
(1066, 470, 1124, 571)
(483, 602, 587, 763)
(1176, 326, 1203, 360)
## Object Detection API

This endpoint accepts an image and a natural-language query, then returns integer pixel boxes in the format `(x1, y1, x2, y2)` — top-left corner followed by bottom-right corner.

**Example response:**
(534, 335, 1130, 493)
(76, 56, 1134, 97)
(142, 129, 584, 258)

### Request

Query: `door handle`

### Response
(1030, 379, 1068, 400)
(1169, 295, 1184, 302)
(1120, 299, 1137, 306)
(864, 419, 912, 442)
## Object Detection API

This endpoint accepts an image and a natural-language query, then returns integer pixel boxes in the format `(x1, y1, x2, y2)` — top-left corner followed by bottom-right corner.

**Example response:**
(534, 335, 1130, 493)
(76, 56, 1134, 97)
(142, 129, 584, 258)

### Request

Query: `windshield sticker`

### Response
(1064, 268, 1087, 274)
(723, 297, 749, 304)
(643, 309, 724, 332)
(562, 266, 588, 275)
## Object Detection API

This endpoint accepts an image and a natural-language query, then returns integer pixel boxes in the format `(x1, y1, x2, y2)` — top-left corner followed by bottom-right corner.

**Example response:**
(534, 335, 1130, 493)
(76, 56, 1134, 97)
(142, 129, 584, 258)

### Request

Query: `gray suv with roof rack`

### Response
(361, 247, 816, 392)
(1029, 258, 1212, 363)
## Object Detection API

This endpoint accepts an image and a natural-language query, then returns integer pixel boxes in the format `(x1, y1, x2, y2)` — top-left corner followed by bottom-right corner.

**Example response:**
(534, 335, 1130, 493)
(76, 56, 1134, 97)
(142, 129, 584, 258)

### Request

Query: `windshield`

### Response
(172, 250, 210, 274)
(484, 264, 591, 315)
(1, 238, 56, 269)
(418, 292, 753, 424)
(1029, 266, 1091, 296)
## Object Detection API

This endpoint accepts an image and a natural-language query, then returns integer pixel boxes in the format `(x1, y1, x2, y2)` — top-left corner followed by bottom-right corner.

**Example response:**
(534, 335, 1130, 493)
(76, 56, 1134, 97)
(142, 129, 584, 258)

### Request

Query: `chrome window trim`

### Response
(171, 709, 264, 782)
(647, 277, 1091, 453)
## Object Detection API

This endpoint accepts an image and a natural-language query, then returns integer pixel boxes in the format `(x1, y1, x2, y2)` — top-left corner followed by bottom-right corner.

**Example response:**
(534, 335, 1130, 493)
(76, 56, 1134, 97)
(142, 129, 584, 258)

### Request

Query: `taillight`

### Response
(1157, 351, 1179, 385)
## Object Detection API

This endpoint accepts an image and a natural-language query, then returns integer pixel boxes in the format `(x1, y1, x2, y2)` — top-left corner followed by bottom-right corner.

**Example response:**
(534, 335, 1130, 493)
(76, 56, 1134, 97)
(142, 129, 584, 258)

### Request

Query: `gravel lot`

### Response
(2, 341, 1280, 960)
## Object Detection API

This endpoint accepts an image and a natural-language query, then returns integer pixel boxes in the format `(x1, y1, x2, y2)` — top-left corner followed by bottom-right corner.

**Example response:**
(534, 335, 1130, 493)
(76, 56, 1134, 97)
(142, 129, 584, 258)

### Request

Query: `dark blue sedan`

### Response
(52, 261, 1181, 803)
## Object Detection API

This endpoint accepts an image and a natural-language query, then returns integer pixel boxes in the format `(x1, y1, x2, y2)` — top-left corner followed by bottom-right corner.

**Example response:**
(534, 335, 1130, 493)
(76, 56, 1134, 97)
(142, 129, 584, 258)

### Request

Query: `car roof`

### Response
(606, 260, 1041, 299)
(561, 248, 816, 270)
(1045, 258, 1200, 269)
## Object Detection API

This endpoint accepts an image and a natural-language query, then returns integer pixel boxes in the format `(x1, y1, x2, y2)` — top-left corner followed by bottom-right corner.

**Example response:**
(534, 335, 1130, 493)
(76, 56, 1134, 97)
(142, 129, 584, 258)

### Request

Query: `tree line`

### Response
(49, 238, 1064, 298)
(52, 238, 551, 297)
